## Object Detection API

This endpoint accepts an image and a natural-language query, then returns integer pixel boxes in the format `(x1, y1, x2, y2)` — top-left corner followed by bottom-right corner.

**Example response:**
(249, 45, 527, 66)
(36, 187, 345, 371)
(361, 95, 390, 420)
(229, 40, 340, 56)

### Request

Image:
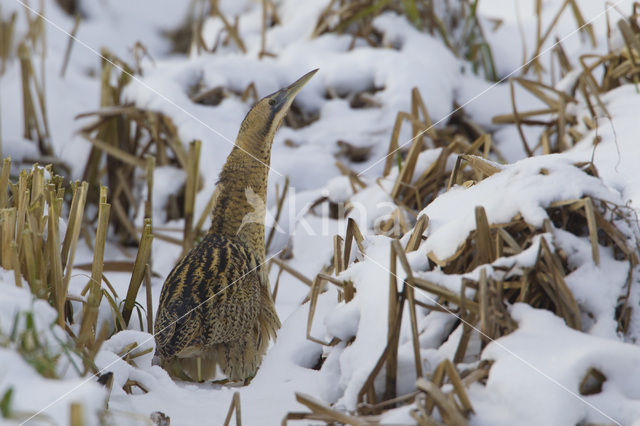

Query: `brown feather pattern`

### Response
(153, 70, 317, 382)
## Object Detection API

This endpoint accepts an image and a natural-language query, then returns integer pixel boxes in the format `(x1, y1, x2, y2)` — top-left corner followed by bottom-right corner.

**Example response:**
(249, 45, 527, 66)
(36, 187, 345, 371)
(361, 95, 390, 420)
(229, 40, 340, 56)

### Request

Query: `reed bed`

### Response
(0, 8, 17, 76)
(308, 86, 503, 241)
(1, 42, 208, 414)
(278, 5, 640, 423)
(0, 157, 163, 423)
(280, 158, 639, 424)
(313, 0, 497, 80)
(493, 6, 640, 156)
(383, 88, 502, 212)
(16, 2, 53, 158)
(77, 49, 205, 249)
(267, 82, 506, 422)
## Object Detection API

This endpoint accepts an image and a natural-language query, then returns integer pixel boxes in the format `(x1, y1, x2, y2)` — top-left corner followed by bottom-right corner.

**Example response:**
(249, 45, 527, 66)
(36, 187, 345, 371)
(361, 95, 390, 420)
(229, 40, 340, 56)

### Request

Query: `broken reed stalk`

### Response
(352, 181, 636, 421)
(447, 154, 500, 191)
(389, 88, 437, 199)
(209, 0, 247, 53)
(79, 81, 190, 243)
(144, 263, 153, 334)
(194, 183, 220, 235)
(1, 208, 16, 270)
(492, 23, 640, 156)
(78, 187, 110, 348)
(79, 50, 173, 244)
(0, 11, 17, 75)
(454, 283, 476, 363)
(358, 285, 406, 408)
(60, 13, 81, 78)
(83, 134, 146, 169)
(379, 89, 501, 212)
(286, 167, 639, 423)
(17, 40, 52, 156)
(333, 235, 344, 275)
(392, 240, 423, 380)
(270, 262, 285, 302)
(478, 268, 489, 341)
(69, 403, 84, 426)
(15, 170, 27, 242)
(293, 393, 362, 426)
(11, 242, 22, 288)
(61, 182, 88, 299)
(144, 154, 155, 284)
(474, 206, 495, 264)
(183, 140, 201, 254)
(265, 176, 289, 252)
(0, 157, 10, 208)
(271, 257, 313, 287)
(121, 219, 153, 327)
(82, 49, 119, 192)
(416, 378, 468, 425)
(427, 359, 474, 416)
(405, 214, 427, 252)
(524, 0, 595, 76)
(385, 239, 399, 401)
(144, 155, 155, 224)
(305, 275, 334, 346)
(259, 0, 272, 59)
(223, 392, 242, 426)
(47, 186, 66, 327)
(383, 88, 436, 178)
(18, 43, 40, 143)
(343, 218, 366, 268)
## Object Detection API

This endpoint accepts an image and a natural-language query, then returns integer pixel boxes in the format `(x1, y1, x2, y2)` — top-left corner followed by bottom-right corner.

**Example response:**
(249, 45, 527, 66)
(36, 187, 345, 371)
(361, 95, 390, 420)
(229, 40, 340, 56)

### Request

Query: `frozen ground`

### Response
(2, 0, 640, 425)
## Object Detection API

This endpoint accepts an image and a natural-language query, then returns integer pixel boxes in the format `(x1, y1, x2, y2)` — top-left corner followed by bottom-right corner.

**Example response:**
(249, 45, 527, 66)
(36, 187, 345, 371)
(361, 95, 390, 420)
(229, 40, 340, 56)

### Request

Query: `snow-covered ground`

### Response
(2, 0, 640, 425)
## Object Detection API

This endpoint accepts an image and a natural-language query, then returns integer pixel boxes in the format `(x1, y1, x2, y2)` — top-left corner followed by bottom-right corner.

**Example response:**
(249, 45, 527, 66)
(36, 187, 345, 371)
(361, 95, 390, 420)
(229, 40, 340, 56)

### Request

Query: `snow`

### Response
(556, 228, 629, 339)
(565, 84, 640, 211)
(420, 155, 622, 262)
(473, 304, 640, 426)
(0, 276, 105, 425)
(2, 0, 640, 425)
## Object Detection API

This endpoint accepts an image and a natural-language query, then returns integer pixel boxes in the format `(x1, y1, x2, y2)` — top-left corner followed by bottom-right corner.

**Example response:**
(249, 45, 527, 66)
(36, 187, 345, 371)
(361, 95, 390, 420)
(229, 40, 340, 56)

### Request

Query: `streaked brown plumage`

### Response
(153, 69, 318, 382)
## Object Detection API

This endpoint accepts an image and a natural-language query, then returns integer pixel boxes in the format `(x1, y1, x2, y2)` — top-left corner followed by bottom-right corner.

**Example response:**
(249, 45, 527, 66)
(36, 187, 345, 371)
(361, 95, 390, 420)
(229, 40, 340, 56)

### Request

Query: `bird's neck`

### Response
(209, 132, 272, 258)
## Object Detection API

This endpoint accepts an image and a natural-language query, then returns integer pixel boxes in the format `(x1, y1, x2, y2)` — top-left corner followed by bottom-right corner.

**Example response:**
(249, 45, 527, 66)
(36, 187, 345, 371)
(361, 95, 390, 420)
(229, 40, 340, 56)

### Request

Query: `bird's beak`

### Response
(273, 68, 318, 111)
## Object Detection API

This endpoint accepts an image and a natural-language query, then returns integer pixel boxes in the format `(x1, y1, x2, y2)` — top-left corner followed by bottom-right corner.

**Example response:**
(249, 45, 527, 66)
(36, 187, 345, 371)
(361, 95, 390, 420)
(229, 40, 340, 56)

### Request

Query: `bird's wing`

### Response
(155, 237, 263, 357)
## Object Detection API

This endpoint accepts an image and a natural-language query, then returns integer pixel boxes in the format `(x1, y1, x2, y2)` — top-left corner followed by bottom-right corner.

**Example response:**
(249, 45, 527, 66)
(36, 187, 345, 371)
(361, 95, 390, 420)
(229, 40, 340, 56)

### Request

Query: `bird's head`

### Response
(238, 69, 318, 147)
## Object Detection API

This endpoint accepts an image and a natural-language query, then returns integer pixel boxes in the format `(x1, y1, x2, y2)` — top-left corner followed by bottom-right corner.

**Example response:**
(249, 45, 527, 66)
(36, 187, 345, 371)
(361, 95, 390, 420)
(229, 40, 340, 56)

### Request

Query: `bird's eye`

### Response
(268, 98, 276, 106)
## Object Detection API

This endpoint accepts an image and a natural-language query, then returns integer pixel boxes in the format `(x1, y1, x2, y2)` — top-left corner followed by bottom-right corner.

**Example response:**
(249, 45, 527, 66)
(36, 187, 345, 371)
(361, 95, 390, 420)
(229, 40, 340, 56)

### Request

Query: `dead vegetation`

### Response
(176, 0, 500, 163)
(382, 88, 501, 212)
(164, 0, 279, 57)
(0, 157, 167, 420)
(76, 49, 212, 251)
(277, 167, 639, 423)
(15, 2, 53, 158)
(492, 3, 640, 156)
(0, 9, 17, 75)
(277, 162, 640, 423)
(313, 0, 497, 80)
(276, 4, 640, 424)
(0, 31, 204, 409)
(308, 86, 503, 239)
(0, 5, 178, 419)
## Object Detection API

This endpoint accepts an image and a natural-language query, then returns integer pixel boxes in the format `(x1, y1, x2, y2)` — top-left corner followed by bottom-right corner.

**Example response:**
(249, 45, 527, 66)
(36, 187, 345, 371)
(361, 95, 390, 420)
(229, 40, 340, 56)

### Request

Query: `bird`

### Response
(153, 69, 318, 382)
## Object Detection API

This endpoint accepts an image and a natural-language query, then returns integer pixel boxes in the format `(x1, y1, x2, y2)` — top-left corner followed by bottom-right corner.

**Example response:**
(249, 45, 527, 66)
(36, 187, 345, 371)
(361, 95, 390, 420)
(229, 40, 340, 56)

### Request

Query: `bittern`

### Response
(153, 69, 318, 382)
